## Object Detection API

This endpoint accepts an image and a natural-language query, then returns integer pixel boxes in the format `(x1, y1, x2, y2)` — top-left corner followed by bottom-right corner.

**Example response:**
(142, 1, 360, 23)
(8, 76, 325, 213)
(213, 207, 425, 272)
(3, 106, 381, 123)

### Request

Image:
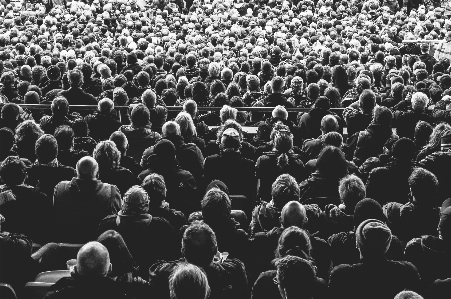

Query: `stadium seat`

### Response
(23, 282, 53, 299)
(35, 270, 71, 283)
(0, 283, 17, 299)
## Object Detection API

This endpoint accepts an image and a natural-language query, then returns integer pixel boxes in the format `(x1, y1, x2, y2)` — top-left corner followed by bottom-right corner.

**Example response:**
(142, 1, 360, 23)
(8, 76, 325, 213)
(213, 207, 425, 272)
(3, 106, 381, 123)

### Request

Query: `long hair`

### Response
(15, 120, 44, 145)
(275, 226, 313, 261)
(175, 112, 197, 142)
(273, 129, 294, 170)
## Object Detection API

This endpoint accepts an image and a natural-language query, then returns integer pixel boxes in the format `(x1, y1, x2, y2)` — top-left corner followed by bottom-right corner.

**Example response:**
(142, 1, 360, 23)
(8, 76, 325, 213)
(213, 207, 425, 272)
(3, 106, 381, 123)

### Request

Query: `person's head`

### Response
(414, 121, 433, 148)
(339, 175, 366, 212)
(201, 187, 232, 224)
(439, 204, 451, 242)
(35, 134, 58, 164)
(169, 263, 210, 299)
(220, 105, 237, 124)
(273, 128, 294, 169)
(411, 92, 429, 111)
(130, 104, 150, 128)
(121, 185, 149, 215)
(280, 201, 308, 229)
(391, 137, 417, 161)
(76, 242, 111, 277)
(372, 106, 393, 127)
(51, 96, 69, 117)
(276, 226, 312, 259)
(353, 198, 386, 228)
(181, 221, 218, 267)
(316, 146, 348, 178)
(109, 131, 128, 155)
(93, 141, 121, 172)
(68, 69, 84, 87)
(14, 120, 44, 147)
(162, 121, 181, 138)
(98, 98, 114, 115)
(1, 103, 20, 121)
(73, 119, 89, 137)
(0, 156, 27, 186)
(0, 127, 15, 154)
(359, 89, 376, 114)
(183, 100, 197, 118)
(54, 125, 74, 151)
(141, 89, 157, 109)
(220, 127, 241, 152)
(142, 173, 167, 209)
(275, 256, 316, 299)
(356, 219, 392, 258)
(320, 115, 339, 134)
(272, 174, 300, 209)
(394, 291, 424, 299)
(272, 105, 288, 120)
(175, 112, 197, 141)
(272, 76, 285, 93)
(76, 156, 99, 180)
(409, 168, 439, 207)
(97, 230, 135, 278)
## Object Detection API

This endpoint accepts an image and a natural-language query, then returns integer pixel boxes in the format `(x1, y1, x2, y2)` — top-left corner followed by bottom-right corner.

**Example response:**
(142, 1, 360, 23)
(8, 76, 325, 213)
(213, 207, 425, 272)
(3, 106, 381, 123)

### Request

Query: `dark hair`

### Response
(54, 125, 74, 151)
(73, 119, 89, 137)
(409, 168, 439, 206)
(316, 146, 348, 178)
(273, 129, 294, 170)
(0, 156, 27, 186)
(332, 65, 348, 91)
(142, 173, 167, 209)
(131, 105, 150, 128)
(182, 221, 218, 267)
(201, 188, 231, 224)
(35, 134, 58, 163)
(97, 230, 136, 278)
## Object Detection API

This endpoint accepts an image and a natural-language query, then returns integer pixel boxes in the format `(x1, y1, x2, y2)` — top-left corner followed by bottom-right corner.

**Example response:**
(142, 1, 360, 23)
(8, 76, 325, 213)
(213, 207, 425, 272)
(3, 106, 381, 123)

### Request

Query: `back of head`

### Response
(394, 291, 424, 299)
(182, 222, 218, 267)
(131, 105, 150, 128)
(68, 69, 84, 87)
(76, 156, 99, 180)
(54, 125, 74, 151)
(353, 198, 386, 228)
(73, 119, 89, 138)
(0, 127, 14, 152)
(121, 185, 149, 215)
(162, 121, 181, 137)
(97, 230, 135, 277)
(0, 156, 27, 186)
(175, 112, 197, 140)
(276, 226, 311, 259)
(76, 241, 110, 277)
(356, 219, 392, 257)
(51, 96, 69, 117)
(142, 173, 167, 209)
(359, 89, 376, 114)
(409, 168, 438, 206)
(392, 137, 416, 161)
(316, 146, 348, 178)
(275, 255, 316, 299)
(273, 129, 294, 169)
(411, 92, 429, 111)
(272, 105, 288, 120)
(93, 141, 121, 172)
(183, 99, 197, 116)
(220, 105, 238, 123)
(141, 89, 157, 109)
(35, 134, 58, 164)
(271, 76, 285, 93)
(339, 175, 366, 212)
(1, 103, 20, 121)
(281, 201, 307, 229)
(373, 106, 393, 127)
(272, 174, 300, 209)
(320, 115, 339, 134)
(170, 263, 210, 299)
(323, 131, 343, 147)
(98, 98, 114, 114)
(201, 187, 231, 224)
(109, 131, 128, 154)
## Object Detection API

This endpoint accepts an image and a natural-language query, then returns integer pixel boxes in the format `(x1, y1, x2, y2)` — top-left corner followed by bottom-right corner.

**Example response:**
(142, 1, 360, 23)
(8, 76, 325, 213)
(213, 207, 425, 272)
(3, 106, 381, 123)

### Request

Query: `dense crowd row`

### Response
(2, 0, 451, 298)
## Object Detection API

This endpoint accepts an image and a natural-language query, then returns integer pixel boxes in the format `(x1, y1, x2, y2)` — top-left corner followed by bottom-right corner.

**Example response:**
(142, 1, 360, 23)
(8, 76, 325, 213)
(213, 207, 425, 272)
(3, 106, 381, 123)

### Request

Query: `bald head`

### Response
(162, 121, 181, 137)
(281, 201, 308, 228)
(142, 89, 157, 109)
(76, 242, 110, 277)
(320, 115, 339, 134)
(76, 156, 99, 179)
(98, 98, 114, 114)
(183, 99, 197, 117)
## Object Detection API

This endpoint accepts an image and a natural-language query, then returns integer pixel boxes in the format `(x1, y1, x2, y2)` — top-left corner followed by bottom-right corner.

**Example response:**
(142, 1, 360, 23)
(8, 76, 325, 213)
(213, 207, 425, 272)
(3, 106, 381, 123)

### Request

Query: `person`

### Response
(14, 119, 44, 162)
(416, 123, 451, 161)
(182, 99, 210, 141)
(342, 89, 377, 138)
(109, 131, 142, 177)
(301, 115, 340, 163)
(393, 92, 432, 140)
(119, 104, 161, 162)
(73, 118, 98, 154)
(149, 221, 249, 299)
(418, 43, 436, 74)
(0, 156, 52, 243)
(0, 127, 17, 162)
(141, 173, 187, 231)
(139, 139, 198, 216)
(92, 141, 137, 195)
(26, 134, 76, 198)
(40, 97, 77, 135)
(0, 103, 22, 132)
(169, 263, 210, 299)
(58, 69, 97, 105)
(85, 98, 122, 142)
(394, 291, 424, 299)
(204, 127, 256, 201)
(329, 219, 421, 299)
(175, 111, 206, 153)
(43, 242, 131, 299)
(141, 89, 168, 134)
(263, 76, 294, 108)
(53, 156, 122, 243)
(54, 125, 89, 168)
(256, 125, 305, 202)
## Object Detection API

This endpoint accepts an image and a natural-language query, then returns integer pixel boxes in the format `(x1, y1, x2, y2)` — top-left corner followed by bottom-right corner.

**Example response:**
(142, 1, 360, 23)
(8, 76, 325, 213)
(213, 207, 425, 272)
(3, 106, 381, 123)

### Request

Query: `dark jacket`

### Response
(149, 258, 249, 299)
(148, 106, 168, 134)
(298, 172, 342, 203)
(404, 235, 451, 284)
(98, 167, 138, 196)
(419, 53, 437, 74)
(40, 115, 75, 135)
(419, 150, 451, 201)
(381, 159, 420, 205)
(263, 93, 294, 108)
(329, 257, 422, 299)
(52, 178, 121, 243)
(98, 213, 180, 276)
(85, 112, 122, 142)
(342, 106, 373, 138)
(74, 136, 98, 154)
(41, 80, 62, 97)
(299, 108, 342, 141)
(58, 149, 90, 169)
(119, 125, 161, 163)
(0, 184, 52, 244)
(120, 155, 142, 177)
(301, 137, 325, 163)
(249, 201, 281, 236)
(393, 110, 432, 140)
(148, 206, 187, 231)
(59, 87, 98, 106)
(26, 162, 76, 198)
(324, 204, 354, 237)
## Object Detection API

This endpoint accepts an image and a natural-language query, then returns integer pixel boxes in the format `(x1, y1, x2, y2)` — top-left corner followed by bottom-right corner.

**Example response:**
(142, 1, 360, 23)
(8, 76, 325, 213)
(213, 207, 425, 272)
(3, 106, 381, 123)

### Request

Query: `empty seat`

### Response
(0, 283, 17, 299)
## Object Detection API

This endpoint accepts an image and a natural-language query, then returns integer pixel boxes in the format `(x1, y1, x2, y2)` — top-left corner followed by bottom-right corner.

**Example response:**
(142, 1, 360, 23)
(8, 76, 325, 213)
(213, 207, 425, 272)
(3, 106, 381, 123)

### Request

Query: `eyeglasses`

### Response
(273, 276, 279, 285)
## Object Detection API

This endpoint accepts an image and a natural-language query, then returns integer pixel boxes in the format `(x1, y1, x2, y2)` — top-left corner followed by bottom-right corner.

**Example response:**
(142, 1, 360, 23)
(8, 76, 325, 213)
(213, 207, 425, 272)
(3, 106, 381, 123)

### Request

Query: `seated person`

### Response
(55, 125, 89, 168)
(73, 118, 97, 155)
(169, 263, 210, 299)
(109, 131, 142, 177)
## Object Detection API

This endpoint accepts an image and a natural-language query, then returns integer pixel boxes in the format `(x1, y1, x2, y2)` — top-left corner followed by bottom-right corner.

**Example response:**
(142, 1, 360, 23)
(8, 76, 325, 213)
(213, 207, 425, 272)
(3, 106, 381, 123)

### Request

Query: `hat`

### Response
(356, 219, 392, 255)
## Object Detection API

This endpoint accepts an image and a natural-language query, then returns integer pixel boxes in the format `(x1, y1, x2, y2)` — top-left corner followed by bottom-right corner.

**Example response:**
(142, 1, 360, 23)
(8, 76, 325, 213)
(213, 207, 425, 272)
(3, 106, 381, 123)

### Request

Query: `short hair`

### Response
(339, 175, 366, 210)
(162, 121, 181, 137)
(275, 256, 316, 298)
(323, 131, 343, 147)
(93, 141, 121, 171)
(170, 263, 210, 299)
(394, 291, 424, 299)
(141, 89, 157, 108)
(272, 105, 288, 120)
(35, 134, 58, 164)
(68, 69, 84, 87)
(373, 106, 393, 127)
(54, 125, 74, 150)
(76, 156, 99, 179)
(183, 100, 197, 117)
(15, 119, 44, 145)
(201, 187, 232, 223)
(142, 174, 167, 209)
(175, 112, 197, 140)
(76, 241, 110, 277)
(276, 227, 312, 259)
(51, 96, 69, 116)
(131, 105, 150, 128)
(316, 146, 348, 178)
(98, 98, 114, 114)
(411, 92, 429, 111)
(320, 115, 339, 133)
(182, 222, 218, 266)
(0, 156, 27, 186)
(409, 168, 438, 205)
(271, 174, 300, 209)
(73, 118, 89, 137)
(359, 89, 376, 114)
(220, 105, 237, 123)
(1, 103, 20, 120)
(271, 76, 285, 93)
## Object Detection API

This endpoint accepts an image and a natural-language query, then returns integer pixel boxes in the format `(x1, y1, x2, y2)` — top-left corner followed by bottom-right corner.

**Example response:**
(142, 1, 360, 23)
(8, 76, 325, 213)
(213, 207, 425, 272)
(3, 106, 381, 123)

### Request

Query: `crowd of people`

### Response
(2, 0, 451, 298)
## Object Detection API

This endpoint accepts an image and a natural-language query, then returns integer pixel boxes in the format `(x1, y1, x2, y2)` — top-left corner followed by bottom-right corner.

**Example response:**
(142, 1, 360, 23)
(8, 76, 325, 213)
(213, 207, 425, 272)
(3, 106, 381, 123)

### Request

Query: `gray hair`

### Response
(169, 263, 210, 299)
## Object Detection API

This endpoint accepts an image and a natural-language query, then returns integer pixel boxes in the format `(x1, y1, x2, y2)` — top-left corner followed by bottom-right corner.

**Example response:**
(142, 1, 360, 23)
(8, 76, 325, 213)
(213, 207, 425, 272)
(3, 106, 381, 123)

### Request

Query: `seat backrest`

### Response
(24, 282, 53, 299)
(35, 270, 71, 283)
(0, 283, 17, 299)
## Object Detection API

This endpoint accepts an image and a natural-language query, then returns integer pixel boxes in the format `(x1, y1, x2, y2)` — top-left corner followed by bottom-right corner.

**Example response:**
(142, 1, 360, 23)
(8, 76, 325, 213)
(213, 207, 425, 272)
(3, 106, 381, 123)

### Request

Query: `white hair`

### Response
(411, 92, 429, 111)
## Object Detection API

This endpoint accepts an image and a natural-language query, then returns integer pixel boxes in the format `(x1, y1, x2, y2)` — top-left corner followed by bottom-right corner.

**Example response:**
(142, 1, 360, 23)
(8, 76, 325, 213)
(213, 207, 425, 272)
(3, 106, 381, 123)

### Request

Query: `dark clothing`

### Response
(59, 87, 98, 106)
(263, 93, 294, 108)
(0, 118, 22, 132)
(85, 113, 122, 141)
(53, 178, 121, 243)
(121, 63, 143, 76)
(98, 167, 138, 196)
(394, 110, 432, 140)
(329, 258, 422, 299)
(119, 125, 161, 163)
(404, 235, 451, 284)
(249, 201, 281, 236)
(324, 204, 354, 237)
(327, 231, 404, 268)
(419, 150, 451, 201)
(0, 184, 52, 244)
(149, 258, 249, 299)
(380, 159, 419, 205)
(419, 53, 437, 74)
(204, 151, 256, 200)
(256, 152, 305, 201)
(298, 172, 342, 203)
(148, 106, 168, 134)
(26, 163, 76, 198)
(148, 206, 187, 231)
(428, 278, 451, 299)
(301, 137, 326, 163)
(41, 80, 62, 97)
(252, 270, 327, 299)
(343, 106, 373, 138)
(120, 155, 143, 177)
(40, 115, 75, 135)
(58, 149, 90, 169)
(299, 108, 342, 141)
(98, 213, 180, 276)
(204, 140, 257, 162)
(74, 136, 97, 154)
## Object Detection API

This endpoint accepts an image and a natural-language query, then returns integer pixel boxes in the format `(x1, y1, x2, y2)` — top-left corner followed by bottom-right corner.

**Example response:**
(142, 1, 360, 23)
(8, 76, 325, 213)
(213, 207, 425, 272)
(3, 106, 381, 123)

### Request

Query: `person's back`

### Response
(394, 92, 432, 140)
(53, 157, 121, 243)
(59, 69, 97, 106)
(85, 99, 122, 142)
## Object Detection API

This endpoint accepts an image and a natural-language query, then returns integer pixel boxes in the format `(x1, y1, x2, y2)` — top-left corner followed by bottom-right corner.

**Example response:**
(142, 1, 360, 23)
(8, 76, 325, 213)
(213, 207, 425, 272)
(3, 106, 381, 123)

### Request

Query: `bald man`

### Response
(44, 242, 131, 299)
(252, 201, 332, 280)
(52, 156, 121, 243)
(85, 98, 121, 141)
